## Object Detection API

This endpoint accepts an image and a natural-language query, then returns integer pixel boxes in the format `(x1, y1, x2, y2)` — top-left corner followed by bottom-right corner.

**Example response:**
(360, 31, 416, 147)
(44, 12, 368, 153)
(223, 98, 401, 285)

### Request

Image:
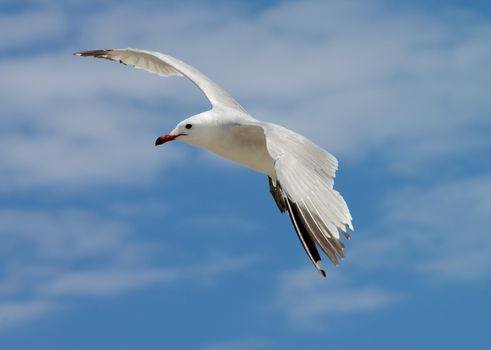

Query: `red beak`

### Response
(155, 134, 179, 146)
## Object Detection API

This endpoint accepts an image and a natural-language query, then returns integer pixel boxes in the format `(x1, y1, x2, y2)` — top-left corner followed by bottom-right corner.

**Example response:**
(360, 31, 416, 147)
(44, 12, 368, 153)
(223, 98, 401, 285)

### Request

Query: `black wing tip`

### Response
(73, 49, 114, 57)
(314, 260, 327, 277)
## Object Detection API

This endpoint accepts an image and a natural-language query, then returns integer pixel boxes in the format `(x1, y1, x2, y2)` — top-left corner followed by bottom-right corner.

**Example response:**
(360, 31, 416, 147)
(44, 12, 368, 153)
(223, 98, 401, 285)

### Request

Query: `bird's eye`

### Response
(185, 124, 192, 129)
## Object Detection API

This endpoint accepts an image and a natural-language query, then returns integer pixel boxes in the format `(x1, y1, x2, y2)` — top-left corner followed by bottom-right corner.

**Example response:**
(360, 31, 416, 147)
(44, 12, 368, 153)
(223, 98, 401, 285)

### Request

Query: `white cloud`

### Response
(0, 208, 142, 262)
(0, 51, 201, 189)
(1, 0, 490, 190)
(0, 9, 66, 50)
(0, 88, 185, 189)
(185, 214, 261, 233)
(40, 268, 177, 296)
(350, 176, 491, 282)
(0, 206, 256, 328)
(272, 268, 401, 330)
(1, 0, 491, 333)
(0, 300, 58, 330)
(183, 253, 258, 285)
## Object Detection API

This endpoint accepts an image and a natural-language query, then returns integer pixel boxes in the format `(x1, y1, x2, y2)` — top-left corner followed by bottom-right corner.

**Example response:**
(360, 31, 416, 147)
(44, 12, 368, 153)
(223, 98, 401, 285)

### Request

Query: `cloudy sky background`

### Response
(1, 0, 490, 349)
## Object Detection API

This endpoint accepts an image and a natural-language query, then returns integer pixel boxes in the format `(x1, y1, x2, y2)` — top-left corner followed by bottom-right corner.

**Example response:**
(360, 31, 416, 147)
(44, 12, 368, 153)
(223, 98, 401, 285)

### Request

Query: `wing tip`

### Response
(339, 224, 353, 240)
(315, 261, 327, 277)
(73, 49, 114, 58)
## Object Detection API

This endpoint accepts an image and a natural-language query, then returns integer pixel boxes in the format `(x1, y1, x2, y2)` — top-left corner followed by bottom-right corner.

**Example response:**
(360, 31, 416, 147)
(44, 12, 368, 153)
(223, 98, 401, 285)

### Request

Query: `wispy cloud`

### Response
(0, 300, 59, 330)
(0, 72, 187, 189)
(350, 176, 491, 282)
(39, 268, 177, 296)
(185, 215, 261, 233)
(1, 0, 491, 339)
(0, 9, 66, 51)
(2, 0, 490, 190)
(271, 268, 401, 330)
(0, 206, 256, 330)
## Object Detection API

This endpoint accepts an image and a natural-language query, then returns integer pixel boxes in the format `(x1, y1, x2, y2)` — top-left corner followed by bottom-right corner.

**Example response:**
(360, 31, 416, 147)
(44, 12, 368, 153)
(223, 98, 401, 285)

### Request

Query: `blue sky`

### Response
(1, 0, 491, 349)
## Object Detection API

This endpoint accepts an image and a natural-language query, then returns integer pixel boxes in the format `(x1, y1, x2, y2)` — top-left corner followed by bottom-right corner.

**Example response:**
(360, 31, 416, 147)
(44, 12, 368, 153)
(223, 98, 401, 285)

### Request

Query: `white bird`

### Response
(75, 48, 353, 277)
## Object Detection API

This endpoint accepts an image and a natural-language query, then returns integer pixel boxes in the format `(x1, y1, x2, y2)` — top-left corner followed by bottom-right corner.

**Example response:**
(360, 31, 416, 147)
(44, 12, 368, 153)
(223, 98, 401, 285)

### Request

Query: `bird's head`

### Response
(155, 112, 215, 148)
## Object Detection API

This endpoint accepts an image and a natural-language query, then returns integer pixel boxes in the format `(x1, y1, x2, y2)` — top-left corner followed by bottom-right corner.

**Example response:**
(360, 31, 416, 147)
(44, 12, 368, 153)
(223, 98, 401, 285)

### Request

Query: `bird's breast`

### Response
(198, 127, 276, 177)
(209, 139, 275, 176)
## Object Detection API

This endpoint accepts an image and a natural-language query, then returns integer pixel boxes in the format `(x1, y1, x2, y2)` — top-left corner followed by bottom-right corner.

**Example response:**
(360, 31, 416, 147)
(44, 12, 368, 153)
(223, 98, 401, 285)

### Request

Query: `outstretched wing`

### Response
(75, 48, 246, 112)
(265, 122, 353, 276)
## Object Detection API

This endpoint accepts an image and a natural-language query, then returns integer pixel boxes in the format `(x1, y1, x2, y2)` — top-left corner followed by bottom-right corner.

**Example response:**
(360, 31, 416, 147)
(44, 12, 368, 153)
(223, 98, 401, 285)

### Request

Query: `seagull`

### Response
(75, 48, 353, 277)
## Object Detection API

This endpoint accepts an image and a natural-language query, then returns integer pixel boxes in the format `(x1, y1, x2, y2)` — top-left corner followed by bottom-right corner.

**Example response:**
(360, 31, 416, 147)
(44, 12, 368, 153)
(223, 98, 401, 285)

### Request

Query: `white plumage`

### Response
(76, 48, 353, 277)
